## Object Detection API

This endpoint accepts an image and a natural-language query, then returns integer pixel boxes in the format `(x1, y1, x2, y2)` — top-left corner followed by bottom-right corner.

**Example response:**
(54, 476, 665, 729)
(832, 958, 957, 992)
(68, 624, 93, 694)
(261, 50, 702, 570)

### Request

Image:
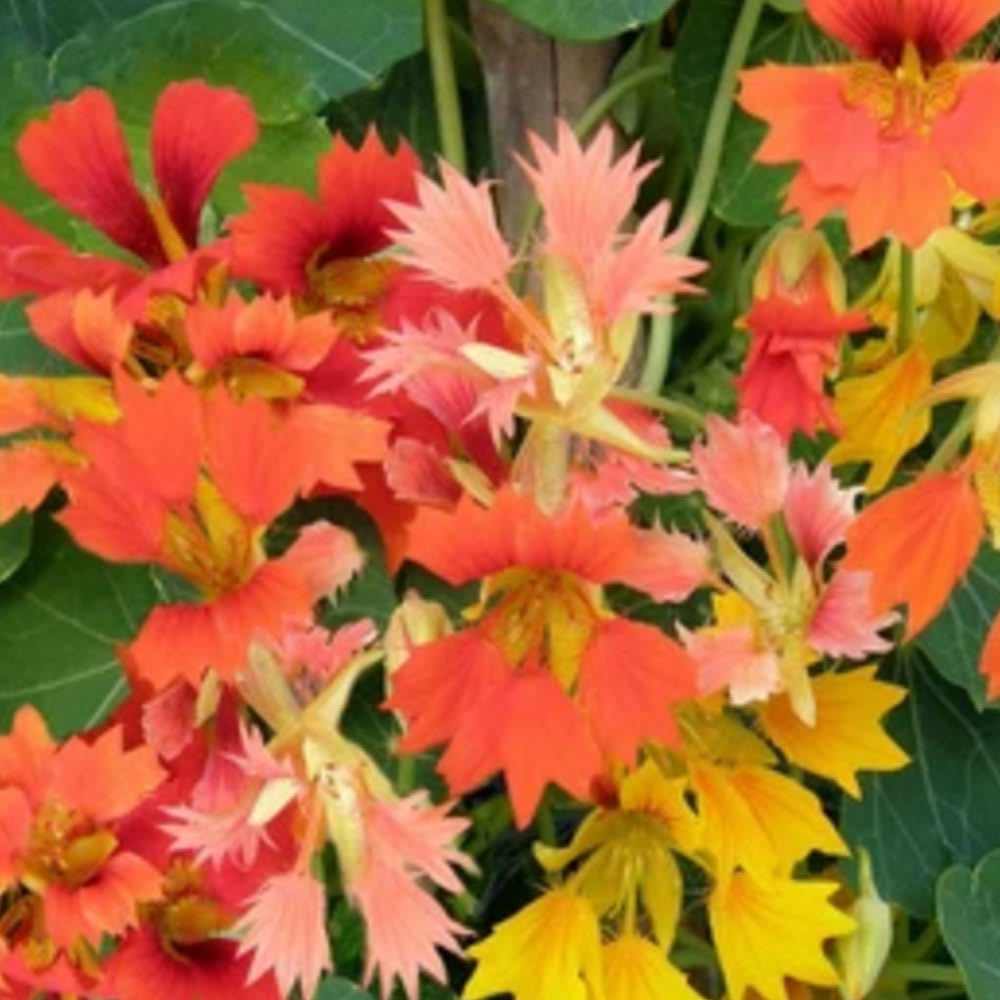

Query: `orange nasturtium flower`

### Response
(385, 488, 708, 826)
(0, 708, 163, 984)
(740, 0, 1000, 249)
(57, 371, 385, 690)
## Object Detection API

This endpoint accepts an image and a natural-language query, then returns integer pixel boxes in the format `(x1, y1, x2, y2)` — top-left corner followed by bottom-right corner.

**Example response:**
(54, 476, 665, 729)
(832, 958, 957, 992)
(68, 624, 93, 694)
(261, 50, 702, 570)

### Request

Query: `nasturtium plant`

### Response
(0, 1, 999, 999)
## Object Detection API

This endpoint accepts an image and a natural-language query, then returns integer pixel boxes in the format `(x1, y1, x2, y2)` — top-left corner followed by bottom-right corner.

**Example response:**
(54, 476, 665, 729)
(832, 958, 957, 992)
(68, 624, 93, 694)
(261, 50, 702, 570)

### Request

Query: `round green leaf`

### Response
(842, 654, 1000, 918)
(0, 518, 159, 737)
(938, 849, 1000, 999)
(488, 0, 680, 42)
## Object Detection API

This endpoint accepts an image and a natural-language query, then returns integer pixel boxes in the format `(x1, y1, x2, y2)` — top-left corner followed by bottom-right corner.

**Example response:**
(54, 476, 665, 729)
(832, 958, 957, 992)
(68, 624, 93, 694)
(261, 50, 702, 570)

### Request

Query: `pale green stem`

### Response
(897, 244, 917, 352)
(536, 798, 558, 845)
(884, 962, 965, 986)
(609, 384, 705, 426)
(926, 406, 974, 472)
(574, 64, 670, 140)
(425, 0, 466, 172)
(395, 753, 417, 795)
(638, 0, 766, 393)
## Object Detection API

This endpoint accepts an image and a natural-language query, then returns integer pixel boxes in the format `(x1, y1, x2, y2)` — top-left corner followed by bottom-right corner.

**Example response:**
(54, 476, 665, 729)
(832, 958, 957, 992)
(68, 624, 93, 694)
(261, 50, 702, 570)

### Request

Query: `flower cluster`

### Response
(9, 0, 1000, 987)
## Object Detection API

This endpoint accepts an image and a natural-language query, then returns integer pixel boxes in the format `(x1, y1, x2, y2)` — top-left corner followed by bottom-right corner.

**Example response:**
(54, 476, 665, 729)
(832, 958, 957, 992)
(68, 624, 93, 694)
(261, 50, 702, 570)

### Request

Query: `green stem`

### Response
(638, 0, 766, 393)
(574, 64, 670, 140)
(897, 243, 917, 351)
(609, 385, 705, 426)
(395, 753, 417, 795)
(884, 962, 965, 986)
(515, 64, 671, 261)
(536, 798, 558, 846)
(425, 0, 466, 172)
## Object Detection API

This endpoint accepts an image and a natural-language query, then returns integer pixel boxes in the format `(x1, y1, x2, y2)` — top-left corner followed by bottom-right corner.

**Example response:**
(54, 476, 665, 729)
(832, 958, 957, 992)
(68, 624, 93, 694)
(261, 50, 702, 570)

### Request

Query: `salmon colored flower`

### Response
(58, 372, 377, 688)
(0, 80, 257, 300)
(692, 462, 893, 719)
(783, 462, 857, 570)
(377, 121, 703, 506)
(739, 0, 1000, 249)
(386, 488, 701, 825)
(692, 413, 790, 531)
(346, 791, 471, 1000)
(236, 869, 331, 999)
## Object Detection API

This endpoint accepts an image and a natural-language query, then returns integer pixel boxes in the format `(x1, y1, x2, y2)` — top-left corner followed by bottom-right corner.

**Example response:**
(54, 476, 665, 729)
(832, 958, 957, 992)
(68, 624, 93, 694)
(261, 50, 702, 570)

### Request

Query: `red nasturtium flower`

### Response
(57, 371, 384, 690)
(739, 0, 1000, 249)
(230, 129, 420, 335)
(0, 708, 163, 988)
(385, 488, 707, 826)
(737, 230, 868, 441)
(0, 80, 257, 301)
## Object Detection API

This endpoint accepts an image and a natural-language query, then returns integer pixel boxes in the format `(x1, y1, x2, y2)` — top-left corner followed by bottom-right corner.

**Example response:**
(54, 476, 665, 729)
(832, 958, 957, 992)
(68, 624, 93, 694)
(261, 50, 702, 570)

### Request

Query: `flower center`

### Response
(305, 253, 398, 344)
(844, 42, 963, 140)
(147, 861, 232, 961)
(22, 802, 117, 891)
(477, 568, 603, 690)
(162, 477, 261, 598)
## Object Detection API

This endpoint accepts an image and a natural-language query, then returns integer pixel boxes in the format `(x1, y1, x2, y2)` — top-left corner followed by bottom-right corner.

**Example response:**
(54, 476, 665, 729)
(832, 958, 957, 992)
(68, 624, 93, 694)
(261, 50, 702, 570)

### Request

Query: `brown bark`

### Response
(469, 2, 619, 237)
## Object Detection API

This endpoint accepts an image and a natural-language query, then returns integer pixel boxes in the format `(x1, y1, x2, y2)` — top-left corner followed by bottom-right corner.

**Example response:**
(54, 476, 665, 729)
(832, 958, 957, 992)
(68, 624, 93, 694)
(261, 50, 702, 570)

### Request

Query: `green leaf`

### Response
(487, 0, 680, 42)
(49, 0, 423, 123)
(917, 544, 1000, 712)
(314, 977, 375, 1000)
(0, 300, 74, 376)
(842, 654, 1000, 918)
(0, 517, 159, 737)
(938, 848, 1000, 999)
(0, 513, 32, 585)
(325, 51, 439, 166)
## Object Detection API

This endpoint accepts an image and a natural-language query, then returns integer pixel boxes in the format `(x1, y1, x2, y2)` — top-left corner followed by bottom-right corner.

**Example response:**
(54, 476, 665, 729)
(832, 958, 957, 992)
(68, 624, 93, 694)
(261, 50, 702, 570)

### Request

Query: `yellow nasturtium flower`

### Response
(826, 344, 932, 491)
(709, 872, 855, 1000)
(757, 666, 909, 798)
(462, 887, 605, 1000)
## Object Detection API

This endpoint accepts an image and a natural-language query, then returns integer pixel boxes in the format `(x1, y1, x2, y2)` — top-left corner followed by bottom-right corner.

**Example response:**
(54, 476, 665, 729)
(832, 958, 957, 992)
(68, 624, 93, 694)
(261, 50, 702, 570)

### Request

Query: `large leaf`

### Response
(314, 977, 375, 1000)
(938, 848, 1000, 999)
(0, 517, 159, 737)
(917, 543, 1000, 712)
(49, 0, 422, 123)
(0, 513, 32, 585)
(842, 654, 1000, 918)
(486, 0, 680, 42)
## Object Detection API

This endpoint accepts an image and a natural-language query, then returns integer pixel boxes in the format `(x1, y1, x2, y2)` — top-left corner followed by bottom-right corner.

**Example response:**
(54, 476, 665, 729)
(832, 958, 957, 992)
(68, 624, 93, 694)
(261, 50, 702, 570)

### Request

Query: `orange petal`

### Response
(843, 468, 983, 637)
(980, 613, 1000, 700)
(579, 619, 696, 764)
